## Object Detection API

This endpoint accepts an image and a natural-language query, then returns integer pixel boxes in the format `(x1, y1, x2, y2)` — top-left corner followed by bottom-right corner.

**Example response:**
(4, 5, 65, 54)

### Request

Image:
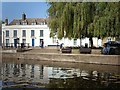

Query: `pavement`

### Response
(24, 47, 101, 55)
(1, 46, 101, 55)
(2, 47, 120, 65)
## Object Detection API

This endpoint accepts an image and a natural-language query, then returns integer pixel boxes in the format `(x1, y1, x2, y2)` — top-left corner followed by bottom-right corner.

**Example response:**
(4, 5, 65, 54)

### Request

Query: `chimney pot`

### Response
(22, 13, 26, 20)
(5, 18, 8, 25)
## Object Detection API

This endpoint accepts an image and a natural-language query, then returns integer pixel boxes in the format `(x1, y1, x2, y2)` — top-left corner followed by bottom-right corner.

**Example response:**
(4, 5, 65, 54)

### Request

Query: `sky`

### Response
(1, 0, 119, 23)
(2, 2, 50, 23)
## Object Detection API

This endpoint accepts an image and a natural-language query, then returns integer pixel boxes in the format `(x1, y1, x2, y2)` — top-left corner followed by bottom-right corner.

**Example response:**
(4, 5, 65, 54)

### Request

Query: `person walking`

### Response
(60, 43, 63, 52)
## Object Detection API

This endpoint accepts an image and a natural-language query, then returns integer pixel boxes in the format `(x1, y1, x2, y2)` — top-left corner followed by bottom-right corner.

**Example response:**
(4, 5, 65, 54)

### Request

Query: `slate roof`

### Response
(9, 18, 48, 25)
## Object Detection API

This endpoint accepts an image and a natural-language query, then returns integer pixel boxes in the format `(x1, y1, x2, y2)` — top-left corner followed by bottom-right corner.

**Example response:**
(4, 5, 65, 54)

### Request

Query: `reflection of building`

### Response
(39, 65, 44, 79)
(49, 67, 83, 79)
(30, 64, 34, 78)
(2, 63, 49, 84)
(2, 13, 102, 48)
(1, 62, 120, 88)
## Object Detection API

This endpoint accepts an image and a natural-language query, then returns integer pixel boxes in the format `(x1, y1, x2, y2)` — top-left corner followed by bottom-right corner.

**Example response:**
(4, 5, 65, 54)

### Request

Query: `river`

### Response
(0, 59, 120, 89)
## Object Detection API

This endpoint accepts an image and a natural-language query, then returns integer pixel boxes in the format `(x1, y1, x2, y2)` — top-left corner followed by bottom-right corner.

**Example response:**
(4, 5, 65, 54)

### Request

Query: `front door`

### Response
(32, 39, 35, 47)
(14, 39, 17, 48)
(40, 39, 43, 47)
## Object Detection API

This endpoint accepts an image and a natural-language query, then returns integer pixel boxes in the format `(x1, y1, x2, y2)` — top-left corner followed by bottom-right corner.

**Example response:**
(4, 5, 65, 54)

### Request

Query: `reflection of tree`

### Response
(5, 64, 10, 76)
(30, 64, 34, 78)
(13, 64, 20, 77)
(47, 71, 120, 89)
(21, 64, 26, 77)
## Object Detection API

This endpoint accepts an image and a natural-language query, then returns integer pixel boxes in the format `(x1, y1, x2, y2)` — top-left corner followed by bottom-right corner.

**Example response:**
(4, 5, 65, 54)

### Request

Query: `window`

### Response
(22, 30, 26, 37)
(40, 30, 43, 37)
(74, 39, 77, 45)
(6, 30, 9, 37)
(6, 39, 9, 46)
(13, 30, 17, 37)
(31, 30, 35, 37)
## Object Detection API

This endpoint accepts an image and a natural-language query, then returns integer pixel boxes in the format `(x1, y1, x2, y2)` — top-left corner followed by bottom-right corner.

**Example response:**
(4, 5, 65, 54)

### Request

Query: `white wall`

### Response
(2, 24, 102, 48)
(2, 24, 50, 47)
(57, 37, 102, 47)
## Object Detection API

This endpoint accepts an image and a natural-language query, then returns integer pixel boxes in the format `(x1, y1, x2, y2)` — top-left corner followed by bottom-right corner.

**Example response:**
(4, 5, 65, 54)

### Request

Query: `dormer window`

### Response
(22, 20, 27, 25)
(16, 20, 21, 25)
(40, 22, 45, 25)
(31, 22, 36, 25)
(44, 22, 47, 25)
(22, 22, 27, 25)
(16, 22, 20, 25)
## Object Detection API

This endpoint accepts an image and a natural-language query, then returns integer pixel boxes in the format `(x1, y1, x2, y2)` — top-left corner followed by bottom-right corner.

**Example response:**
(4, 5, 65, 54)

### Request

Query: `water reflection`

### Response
(1, 60, 120, 88)
(30, 64, 34, 78)
(39, 65, 44, 79)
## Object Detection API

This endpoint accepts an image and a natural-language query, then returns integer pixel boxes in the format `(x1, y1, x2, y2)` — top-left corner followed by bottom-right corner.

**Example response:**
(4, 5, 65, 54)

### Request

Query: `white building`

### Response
(2, 13, 102, 48)
(2, 13, 52, 48)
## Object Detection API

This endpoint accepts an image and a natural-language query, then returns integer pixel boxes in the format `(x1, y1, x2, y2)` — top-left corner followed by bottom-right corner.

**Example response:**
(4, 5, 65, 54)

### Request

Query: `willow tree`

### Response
(48, 2, 94, 38)
(47, 2, 120, 46)
(91, 2, 120, 39)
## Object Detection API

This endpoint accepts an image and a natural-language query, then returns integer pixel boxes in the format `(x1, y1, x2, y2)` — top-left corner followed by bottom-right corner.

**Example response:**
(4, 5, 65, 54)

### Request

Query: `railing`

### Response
(2, 43, 30, 49)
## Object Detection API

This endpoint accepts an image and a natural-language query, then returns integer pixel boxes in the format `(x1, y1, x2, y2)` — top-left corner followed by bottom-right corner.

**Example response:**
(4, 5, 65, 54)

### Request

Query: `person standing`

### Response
(89, 35, 93, 48)
(56, 40, 59, 50)
(102, 43, 109, 54)
(41, 40, 44, 48)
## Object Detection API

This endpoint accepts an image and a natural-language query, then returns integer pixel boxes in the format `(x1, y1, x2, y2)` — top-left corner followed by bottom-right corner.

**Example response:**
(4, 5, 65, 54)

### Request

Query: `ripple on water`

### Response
(1, 60, 120, 88)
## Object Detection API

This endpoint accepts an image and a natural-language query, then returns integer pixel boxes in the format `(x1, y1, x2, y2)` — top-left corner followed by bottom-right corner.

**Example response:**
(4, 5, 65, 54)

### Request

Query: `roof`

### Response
(9, 18, 48, 25)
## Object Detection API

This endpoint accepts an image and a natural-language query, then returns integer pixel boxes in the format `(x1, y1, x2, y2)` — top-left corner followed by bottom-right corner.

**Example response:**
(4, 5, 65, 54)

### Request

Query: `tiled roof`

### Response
(9, 18, 48, 25)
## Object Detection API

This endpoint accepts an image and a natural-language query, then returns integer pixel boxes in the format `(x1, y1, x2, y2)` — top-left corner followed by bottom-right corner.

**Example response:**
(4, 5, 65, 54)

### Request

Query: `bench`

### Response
(62, 47, 72, 53)
(79, 48, 91, 54)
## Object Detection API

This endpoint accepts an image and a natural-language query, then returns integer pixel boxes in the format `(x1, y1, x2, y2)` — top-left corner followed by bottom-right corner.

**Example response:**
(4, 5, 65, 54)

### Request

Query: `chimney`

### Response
(22, 12, 26, 20)
(5, 18, 8, 25)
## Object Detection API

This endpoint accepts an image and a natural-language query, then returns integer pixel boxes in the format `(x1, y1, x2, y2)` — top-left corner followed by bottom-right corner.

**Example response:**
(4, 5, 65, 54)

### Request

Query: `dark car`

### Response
(101, 41, 120, 55)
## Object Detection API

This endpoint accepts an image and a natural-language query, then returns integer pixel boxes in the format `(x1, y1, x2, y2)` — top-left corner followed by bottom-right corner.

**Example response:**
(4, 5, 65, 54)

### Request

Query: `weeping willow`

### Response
(47, 2, 120, 40)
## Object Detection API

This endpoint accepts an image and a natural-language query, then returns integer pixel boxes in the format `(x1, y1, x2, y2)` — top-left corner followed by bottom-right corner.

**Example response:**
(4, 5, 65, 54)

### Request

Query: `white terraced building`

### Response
(2, 13, 102, 48)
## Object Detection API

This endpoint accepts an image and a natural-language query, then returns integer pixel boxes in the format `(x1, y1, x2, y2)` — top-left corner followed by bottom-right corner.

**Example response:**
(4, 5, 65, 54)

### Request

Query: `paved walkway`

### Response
(2, 47, 120, 65)
(1, 46, 101, 55)
(24, 47, 101, 55)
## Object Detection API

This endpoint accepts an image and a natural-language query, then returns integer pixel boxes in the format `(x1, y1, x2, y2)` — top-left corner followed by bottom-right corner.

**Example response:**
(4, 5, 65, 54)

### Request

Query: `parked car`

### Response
(101, 41, 120, 55)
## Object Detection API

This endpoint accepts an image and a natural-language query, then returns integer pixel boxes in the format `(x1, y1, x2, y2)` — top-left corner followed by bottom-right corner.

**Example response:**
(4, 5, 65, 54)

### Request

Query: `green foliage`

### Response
(48, 2, 120, 39)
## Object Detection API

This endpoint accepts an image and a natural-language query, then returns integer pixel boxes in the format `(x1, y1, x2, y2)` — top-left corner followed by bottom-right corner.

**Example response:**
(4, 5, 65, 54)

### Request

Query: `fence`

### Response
(2, 43, 30, 49)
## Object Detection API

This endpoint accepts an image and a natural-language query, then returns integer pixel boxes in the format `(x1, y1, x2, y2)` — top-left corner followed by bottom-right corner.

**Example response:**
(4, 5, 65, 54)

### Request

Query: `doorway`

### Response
(32, 39, 35, 47)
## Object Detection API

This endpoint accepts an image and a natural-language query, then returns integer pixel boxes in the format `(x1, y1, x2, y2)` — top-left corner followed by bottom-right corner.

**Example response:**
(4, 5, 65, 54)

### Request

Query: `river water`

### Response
(0, 59, 120, 89)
